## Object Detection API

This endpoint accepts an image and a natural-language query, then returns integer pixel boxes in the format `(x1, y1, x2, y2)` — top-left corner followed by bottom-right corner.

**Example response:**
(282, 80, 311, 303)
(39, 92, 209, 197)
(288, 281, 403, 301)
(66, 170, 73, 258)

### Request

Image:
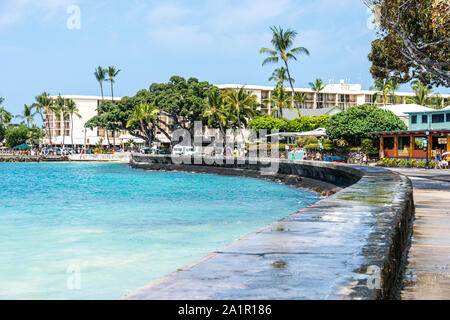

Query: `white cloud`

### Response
(148, 2, 191, 24)
(145, 0, 296, 55)
(0, 0, 78, 26)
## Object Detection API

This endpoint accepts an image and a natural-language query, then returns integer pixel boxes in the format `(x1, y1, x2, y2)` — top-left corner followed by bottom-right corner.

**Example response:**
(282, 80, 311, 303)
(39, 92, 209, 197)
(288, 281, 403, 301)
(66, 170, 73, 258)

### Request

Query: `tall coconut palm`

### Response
(105, 66, 120, 102)
(126, 102, 160, 146)
(203, 91, 227, 139)
(94, 66, 106, 102)
(0, 105, 13, 128)
(54, 95, 70, 148)
(294, 92, 307, 112)
(223, 87, 258, 144)
(387, 79, 400, 104)
(66, 99, 81, 148)
(16, 104, 36, 128)
(34, 92, 54, 146)
(309, 79, 326, 109)
(260, 26, 309, 106)
(406, 80, 432, 106)
(268, 67, 294, 87)
(370, 79, 391, 106)
(264, 85, 292, 118)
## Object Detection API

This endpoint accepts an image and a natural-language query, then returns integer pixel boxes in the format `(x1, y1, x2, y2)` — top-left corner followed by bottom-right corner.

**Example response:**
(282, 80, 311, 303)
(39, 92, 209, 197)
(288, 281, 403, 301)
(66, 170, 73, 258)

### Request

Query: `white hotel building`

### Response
(44, 83, 449, 147)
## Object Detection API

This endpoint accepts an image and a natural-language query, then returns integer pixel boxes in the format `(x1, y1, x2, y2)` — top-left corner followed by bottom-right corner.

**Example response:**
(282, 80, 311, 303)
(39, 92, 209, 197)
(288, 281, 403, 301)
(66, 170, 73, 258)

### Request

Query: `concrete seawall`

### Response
(68, 153, 131, 163)
(0, 155, 68, 162)
(126, 155, 414, 300)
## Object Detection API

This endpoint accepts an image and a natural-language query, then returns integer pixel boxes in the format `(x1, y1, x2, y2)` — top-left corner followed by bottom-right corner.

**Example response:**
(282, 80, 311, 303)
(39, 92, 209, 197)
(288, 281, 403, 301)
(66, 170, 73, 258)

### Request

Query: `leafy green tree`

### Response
(325, 104, 407, 146)
(5, 126, 30, 148)
(248, 115, 289, 132)
(365, 0, 449, 87)
(260, 26, 309, 107)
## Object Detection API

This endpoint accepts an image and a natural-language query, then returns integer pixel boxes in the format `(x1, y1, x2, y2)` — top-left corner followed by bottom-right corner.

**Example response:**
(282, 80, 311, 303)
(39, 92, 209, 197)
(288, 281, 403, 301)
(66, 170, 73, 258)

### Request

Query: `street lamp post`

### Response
(426, 131, 430, 169)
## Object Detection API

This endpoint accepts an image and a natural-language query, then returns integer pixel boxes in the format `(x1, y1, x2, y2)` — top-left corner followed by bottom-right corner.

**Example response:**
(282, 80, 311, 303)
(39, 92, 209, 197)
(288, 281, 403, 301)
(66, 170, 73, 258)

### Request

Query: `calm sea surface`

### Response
(0, 162, 318, 299)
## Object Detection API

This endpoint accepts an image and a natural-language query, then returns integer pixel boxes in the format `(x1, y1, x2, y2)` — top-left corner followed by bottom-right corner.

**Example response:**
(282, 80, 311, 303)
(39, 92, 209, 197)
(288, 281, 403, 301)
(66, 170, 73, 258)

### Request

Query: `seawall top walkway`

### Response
(124, 156, 414, 300)
(390, 168, 450, 300)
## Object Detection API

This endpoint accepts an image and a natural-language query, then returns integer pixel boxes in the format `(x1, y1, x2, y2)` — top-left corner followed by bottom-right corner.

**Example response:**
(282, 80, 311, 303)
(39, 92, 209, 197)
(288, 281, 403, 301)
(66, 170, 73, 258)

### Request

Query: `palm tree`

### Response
(34, 92, 55, 147)
(268, 67, 294, 87)
(16, 104, 36, 128)
(126, 102, 160, 146)
(66, 99, 81, 148)
(294, 92, 307, 111)
(203, 91, 227, 139)
(264, 85, 292, 118)
(406, 80, 432, 106)
(0, 99, 13, 128)
(388, 79, 400, 104)
(309, 79, 326, 109)
(94, 66, 106, 102)
(105, 66, 120, 102)
(260, 26, 309, 106)
(54, 95, 70, 148)
(223, 87, 258, 144)
(370, 79, 391, 106)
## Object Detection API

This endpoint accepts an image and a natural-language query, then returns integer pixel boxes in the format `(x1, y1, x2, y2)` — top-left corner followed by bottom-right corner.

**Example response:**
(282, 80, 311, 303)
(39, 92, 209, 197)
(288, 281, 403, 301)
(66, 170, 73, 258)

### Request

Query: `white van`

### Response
(172, 145, 195, 156)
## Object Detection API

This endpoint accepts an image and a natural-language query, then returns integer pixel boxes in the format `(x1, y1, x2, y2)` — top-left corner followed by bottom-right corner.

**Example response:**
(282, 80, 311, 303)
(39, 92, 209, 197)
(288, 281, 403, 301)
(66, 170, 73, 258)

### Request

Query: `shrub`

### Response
(305, 143, 320, 151)
(361, 138, 380, 156)
(306, 136, 318, 145)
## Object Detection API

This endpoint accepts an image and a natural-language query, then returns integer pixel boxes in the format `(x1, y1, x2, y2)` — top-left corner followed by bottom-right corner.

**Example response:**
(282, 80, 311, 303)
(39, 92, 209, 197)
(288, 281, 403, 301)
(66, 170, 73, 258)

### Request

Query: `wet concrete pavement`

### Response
(390, 168, 450, 300)
(124, 161, 413, 300)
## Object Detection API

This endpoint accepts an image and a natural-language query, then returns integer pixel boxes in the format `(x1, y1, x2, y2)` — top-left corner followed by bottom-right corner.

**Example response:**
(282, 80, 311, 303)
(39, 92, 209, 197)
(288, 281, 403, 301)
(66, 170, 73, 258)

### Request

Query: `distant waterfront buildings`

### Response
(43, 83, 449, 147)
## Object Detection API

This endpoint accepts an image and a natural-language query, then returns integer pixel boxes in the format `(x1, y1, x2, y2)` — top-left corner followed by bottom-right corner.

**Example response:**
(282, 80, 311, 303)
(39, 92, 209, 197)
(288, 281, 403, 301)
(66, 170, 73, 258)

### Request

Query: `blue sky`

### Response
(1, 0, 442, 117)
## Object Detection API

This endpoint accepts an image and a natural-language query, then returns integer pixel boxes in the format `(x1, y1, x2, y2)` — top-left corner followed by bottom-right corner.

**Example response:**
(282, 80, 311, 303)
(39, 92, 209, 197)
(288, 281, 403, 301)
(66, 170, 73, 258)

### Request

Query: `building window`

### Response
(415, 137, 427, 151)
(411, 115, 417, 124)
(432, 114, 445, 123)
(422, 115, 428, 123)
(365, 95, 372, 104)
(447, 113, 450, 122)
(398, 137, 410, 151)
(384, 137, 394, 149)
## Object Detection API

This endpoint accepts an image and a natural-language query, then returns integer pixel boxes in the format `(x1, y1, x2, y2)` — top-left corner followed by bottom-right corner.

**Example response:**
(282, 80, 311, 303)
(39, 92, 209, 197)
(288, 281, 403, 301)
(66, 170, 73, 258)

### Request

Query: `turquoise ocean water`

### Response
(0, 162, 318, 299)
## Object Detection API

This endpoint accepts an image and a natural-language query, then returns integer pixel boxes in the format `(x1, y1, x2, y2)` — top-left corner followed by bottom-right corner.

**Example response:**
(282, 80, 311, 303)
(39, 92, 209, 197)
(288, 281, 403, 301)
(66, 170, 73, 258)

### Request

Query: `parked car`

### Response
(172, 145, 195, 156)
(323, 156, 346, 163)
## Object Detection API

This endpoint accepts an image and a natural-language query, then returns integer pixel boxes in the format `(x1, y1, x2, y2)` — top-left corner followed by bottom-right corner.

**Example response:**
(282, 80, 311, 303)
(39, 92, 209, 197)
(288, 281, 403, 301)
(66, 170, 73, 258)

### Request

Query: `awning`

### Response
(13, 144, 32, 150)
(266, 128, 327, 138)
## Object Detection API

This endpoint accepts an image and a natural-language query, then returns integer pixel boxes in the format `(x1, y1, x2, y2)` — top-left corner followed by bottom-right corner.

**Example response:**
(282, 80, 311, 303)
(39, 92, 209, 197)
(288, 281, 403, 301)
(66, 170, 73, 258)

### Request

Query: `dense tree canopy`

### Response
(249, 114, 330, 133)
(365, 0, 449, 87)
(325, 104, 407, 145)
(4, 125, 41, 148)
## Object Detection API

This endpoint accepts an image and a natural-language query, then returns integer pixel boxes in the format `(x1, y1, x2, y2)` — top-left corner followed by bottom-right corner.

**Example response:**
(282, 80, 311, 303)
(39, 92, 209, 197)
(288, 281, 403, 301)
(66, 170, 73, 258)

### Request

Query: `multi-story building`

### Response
(44, 83, 449, 147)
(217, 82, 449, 119)
(371, 106, 450, 160)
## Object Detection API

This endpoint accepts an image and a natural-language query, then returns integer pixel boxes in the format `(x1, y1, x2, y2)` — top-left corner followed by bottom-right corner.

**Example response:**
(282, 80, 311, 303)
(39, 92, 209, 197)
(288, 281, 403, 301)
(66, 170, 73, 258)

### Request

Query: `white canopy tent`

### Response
(265, 128, 328, 139)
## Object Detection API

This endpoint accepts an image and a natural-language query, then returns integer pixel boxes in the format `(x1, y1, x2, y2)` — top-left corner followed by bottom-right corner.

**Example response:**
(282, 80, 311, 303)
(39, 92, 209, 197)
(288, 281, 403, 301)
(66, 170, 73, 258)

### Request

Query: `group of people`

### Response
(435, 150, 449, 169)
(355, 152, 370, 166)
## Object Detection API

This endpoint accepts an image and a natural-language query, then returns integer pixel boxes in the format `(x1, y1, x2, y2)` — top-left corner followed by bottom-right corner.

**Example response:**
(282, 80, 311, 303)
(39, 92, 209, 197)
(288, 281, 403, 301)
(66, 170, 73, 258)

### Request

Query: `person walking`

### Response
(356, 151, 361, 165)
(362, 153, 368, 166)
(435, 150, 442, 169)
